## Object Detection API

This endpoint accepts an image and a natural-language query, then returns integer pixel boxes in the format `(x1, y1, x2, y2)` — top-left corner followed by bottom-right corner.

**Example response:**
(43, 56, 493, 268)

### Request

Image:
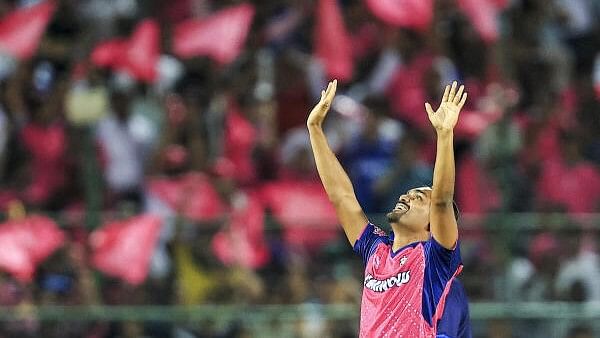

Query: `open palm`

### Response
(307, 80, 337, 128)
(425, 81, 467, 132)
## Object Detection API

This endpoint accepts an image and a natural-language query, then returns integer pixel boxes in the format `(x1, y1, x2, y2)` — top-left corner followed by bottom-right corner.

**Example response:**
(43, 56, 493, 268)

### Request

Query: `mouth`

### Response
(394, 201, 409, 212)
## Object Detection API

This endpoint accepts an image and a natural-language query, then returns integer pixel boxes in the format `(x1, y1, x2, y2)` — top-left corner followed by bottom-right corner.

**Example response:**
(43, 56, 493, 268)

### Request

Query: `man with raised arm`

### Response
(308, 80, 470, 337)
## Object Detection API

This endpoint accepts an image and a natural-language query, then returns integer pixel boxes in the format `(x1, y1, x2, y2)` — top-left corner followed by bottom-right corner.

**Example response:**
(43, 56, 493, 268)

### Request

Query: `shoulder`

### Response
(353, 223, 392, 263)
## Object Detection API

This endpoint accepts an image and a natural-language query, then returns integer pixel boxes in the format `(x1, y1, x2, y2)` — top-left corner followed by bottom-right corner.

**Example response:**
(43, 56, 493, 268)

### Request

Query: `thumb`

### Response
(425, 102, 435, 116)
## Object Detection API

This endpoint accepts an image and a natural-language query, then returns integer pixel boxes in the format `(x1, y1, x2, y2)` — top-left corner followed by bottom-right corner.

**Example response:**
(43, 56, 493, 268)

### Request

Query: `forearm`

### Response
(308, 126, 356, 204)
(431, 131, 455, 205)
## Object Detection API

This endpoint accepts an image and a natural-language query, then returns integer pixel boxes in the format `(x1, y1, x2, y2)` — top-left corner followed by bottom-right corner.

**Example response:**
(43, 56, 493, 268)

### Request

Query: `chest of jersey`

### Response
(360, 243, 434, 337)
(364, 242, 426, 292)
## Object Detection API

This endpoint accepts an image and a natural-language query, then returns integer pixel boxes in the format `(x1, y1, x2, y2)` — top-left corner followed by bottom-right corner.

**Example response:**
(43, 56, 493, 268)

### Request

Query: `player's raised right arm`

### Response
(307, 80, 368, 246)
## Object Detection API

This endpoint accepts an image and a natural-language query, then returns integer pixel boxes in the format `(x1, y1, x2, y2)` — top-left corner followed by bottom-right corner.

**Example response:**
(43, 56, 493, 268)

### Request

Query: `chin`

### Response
(386, 212, 396, 223)
(386, 211, 404, 224)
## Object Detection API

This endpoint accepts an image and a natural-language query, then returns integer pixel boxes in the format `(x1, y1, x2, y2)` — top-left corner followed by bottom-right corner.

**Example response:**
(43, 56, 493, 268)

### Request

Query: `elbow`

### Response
(329, 193, 348, 206)
(329, 192, 358, 207)
(431, 199, 454, 210)
(431, 189, 454, 204)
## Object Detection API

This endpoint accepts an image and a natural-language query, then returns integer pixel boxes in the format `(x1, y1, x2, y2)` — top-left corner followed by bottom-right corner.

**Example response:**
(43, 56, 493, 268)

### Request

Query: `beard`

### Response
(386, 210, 404, 223)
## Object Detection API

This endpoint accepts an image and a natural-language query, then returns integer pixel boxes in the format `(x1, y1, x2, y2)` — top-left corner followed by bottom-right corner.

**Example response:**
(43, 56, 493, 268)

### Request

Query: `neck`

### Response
(390, 224, 428, 252)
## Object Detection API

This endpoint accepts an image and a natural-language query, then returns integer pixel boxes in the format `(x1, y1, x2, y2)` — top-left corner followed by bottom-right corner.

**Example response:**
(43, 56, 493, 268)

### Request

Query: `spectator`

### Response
(96, 89, 145, 208)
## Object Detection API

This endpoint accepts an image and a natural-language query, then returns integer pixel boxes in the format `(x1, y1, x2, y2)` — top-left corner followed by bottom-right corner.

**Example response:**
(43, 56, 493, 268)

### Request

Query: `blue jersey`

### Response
(437, 278, 472, 338)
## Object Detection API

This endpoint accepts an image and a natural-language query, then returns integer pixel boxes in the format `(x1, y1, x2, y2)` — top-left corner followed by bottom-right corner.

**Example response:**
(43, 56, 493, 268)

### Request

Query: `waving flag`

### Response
(90, 39, 127, 68)
(261, 180, 339, 249)
(315, 0, 353, 82)
(173, 3, 255, 65)
(458, 0, 501, 43)
(121, 19, 160, 82)
(91, 19, 160, 82)
(223, 104, 257, 184)
(90, 215, 162, 285)
(147, 172, 226, 222)
(212, 191, 270, 269)
(365, 0, 433, 31)
(0, 1, 56, 59)
(0, 215, 64, 281)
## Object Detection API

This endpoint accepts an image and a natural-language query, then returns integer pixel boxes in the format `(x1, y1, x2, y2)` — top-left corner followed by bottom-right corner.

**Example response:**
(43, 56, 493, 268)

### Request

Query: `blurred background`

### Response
(0, 0, 596, 337)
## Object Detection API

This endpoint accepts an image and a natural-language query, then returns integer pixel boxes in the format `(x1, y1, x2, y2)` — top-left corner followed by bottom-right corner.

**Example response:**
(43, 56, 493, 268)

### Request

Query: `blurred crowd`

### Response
(0, 0, 597, 337)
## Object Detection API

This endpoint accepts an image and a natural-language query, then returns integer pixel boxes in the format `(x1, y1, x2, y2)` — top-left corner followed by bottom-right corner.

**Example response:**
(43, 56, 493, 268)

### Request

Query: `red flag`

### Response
(90, 38, 127, 68)
(223, 104, 257, 184)
(491, 0, 510, 10)
(120, 19, 160, 82)
(212, 191, 270, 269)
(147, 172, 226, 222)
(458, 0, 500, 43)
(0, 215, 64, 282)
(261, 180, 339, 249)
(365, 0, 433, 31)
(454, 109, 502, 140)
(23, 216, 65, 263)
(172, 3, 255, 64)
(314, 0, 353, 82)
(90, 214, 162, 285)
(0, 1, 56, 59)
(90, 19, 160, 82)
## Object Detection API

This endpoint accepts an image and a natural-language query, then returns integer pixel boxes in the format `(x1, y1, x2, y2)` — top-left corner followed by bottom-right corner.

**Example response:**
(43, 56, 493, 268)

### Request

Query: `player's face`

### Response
(387, 187, 432, 231)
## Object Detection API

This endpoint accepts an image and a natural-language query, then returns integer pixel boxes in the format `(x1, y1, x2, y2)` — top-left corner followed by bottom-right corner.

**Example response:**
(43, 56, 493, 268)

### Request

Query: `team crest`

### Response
(372, 226, 386, 237)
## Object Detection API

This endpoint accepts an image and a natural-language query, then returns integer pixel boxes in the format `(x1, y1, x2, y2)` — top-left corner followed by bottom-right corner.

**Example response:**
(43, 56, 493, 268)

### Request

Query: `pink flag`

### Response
(212, 191, 270, 269)
(365, 0, 433, 31)
(90, 39, 127, 68)
(314, 0, 353, 82)
(0, 1, 56, 59)
(223, 104, 257, 184)
(90, 19, 160, 82)
(147, 172, 226, 222)
(0, 215, 64, 282)
(173, 3, 255, 65)
(458, 0, 500, 43)
(261, 180, 339, 249)
(454, 109, 502, 140)
(90, 215, 162, 285)
(120, 19, 160, 82)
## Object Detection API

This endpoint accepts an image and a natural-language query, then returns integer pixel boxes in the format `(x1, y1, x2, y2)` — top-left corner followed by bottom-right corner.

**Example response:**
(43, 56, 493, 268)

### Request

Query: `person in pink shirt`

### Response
(308, 80, 469, 337)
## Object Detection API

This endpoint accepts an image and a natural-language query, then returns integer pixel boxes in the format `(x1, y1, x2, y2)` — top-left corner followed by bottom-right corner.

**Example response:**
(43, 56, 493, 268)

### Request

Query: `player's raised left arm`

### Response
(425, 81, 467, 249)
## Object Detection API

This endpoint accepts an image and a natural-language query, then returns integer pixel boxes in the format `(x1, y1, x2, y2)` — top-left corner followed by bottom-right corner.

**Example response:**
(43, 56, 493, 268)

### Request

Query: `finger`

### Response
(425, 102, 434, 116)
(321, 90, 325, 100)
(458, 92, 468, 109)
(454, 85, 464, 104)
(330, 79, 337, 96)
(325, 80, 337, 101)
(442, 85, 450, 103)
(448, 81, 457, 102)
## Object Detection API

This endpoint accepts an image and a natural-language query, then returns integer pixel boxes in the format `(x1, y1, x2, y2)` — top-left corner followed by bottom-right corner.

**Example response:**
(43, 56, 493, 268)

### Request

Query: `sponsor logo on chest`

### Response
(363, 270, 411, 292)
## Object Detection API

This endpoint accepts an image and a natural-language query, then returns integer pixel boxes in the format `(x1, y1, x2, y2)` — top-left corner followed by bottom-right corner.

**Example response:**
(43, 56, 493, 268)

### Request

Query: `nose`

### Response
(399, 195, 409, 203)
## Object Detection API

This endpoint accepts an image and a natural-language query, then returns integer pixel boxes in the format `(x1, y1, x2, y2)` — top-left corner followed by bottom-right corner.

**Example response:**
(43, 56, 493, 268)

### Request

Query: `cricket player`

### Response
(308, 80, 469, 337)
